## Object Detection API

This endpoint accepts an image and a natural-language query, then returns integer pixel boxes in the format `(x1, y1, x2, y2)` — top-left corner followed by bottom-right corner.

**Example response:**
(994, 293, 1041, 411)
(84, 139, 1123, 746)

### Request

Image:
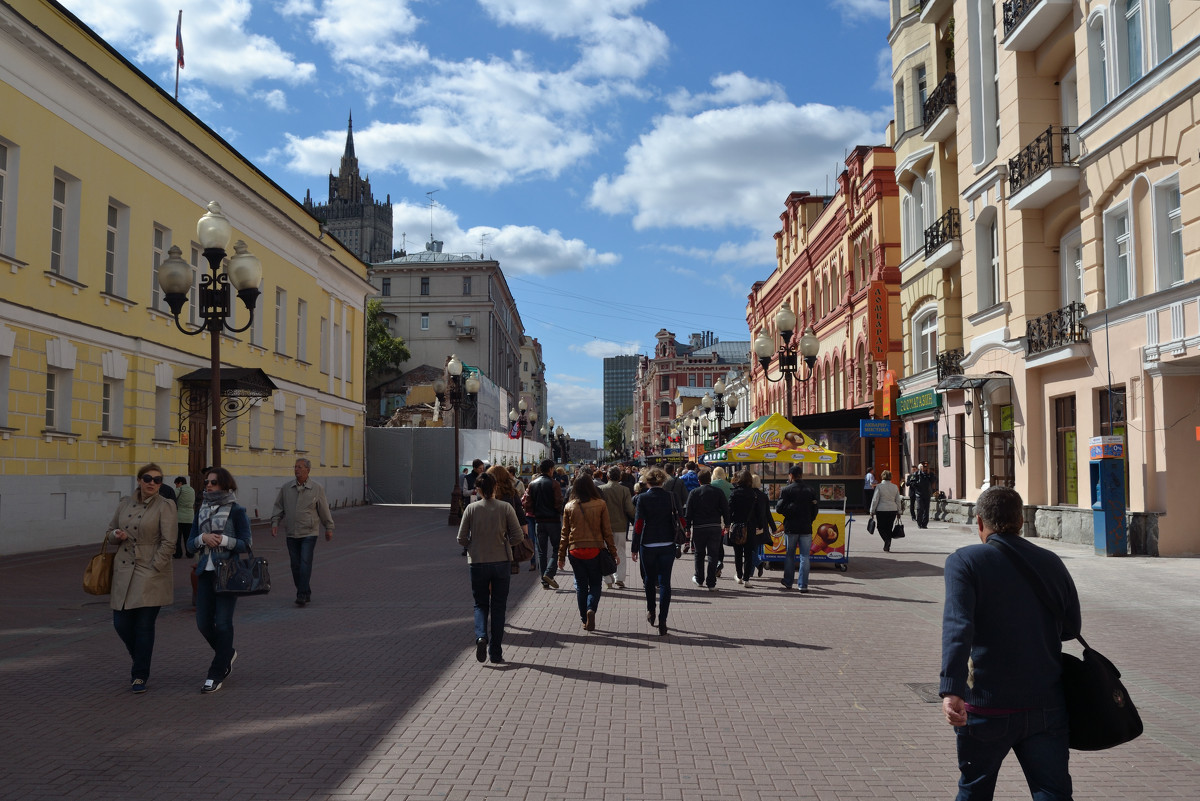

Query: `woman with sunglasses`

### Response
(106, 463, 178, 693)
(188, 466, 252, 694)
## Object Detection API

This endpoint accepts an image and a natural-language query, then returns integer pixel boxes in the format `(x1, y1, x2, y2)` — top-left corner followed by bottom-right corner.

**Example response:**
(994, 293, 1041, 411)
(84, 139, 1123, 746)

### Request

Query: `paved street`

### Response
(1, 504, 1198, 801)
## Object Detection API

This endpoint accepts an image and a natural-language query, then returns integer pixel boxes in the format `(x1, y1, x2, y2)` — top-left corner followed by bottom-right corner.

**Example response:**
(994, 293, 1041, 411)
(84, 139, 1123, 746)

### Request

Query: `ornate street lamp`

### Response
(435, 354, 480, 524)
(753, 298, 820, 419)
(156, 201, 263, 468)
(508, 396, 538, 474)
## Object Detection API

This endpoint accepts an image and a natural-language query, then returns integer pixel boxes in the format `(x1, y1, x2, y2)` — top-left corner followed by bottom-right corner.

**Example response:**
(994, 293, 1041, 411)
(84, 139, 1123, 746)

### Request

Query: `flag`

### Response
(508, 420, 521, 439)
(175, 10, 185, 69)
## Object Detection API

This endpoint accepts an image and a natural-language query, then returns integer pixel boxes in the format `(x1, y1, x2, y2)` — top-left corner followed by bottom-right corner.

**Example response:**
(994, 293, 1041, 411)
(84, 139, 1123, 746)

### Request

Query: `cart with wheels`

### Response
(759, 498, 851, 572)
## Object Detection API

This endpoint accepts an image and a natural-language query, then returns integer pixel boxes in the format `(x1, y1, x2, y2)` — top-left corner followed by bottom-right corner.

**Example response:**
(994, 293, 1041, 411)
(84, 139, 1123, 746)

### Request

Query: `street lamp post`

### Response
(157, 201, 263, 469)
(508, 397, 538, 474)
(556, 425, 569, 463)
(435, 354, 480, 525)
(752, 299, 821, 419)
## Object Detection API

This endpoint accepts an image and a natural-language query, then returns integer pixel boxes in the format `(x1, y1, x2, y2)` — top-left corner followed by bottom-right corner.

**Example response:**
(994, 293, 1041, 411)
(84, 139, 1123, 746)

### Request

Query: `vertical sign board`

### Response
(868, 282, 889, 361)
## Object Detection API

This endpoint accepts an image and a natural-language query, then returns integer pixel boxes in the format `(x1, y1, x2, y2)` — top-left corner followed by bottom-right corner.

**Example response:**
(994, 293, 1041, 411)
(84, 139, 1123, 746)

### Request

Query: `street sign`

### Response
(859, 419, 893, 438)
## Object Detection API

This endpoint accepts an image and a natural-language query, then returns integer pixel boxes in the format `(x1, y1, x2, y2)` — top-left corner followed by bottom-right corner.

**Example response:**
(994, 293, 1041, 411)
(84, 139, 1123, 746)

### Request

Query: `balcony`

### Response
(1025, 302, 1089, 357)
(1002, 0, 1073, 51)
(1008, 126, 1080, 210)
(922, 73, 957, 143)
(920, 0, 953, 23)
(455, 326, 476, 339)
(924, 208, 962, 271)
(936, 348, 965, 382)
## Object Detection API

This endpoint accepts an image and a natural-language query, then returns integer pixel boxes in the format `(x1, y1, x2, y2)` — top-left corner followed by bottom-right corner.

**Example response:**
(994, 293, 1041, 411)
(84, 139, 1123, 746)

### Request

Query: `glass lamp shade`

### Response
(700, 417, 709, 430)
(714, 378, 726, 396)
(157, 245, 192, 294)
(774, 300, 797, 338)
(556, 426, 564, 437)
(518, 398, 528, 411)
(727, 394, 739, 410)
(509, 409, 518, 422)
(433, 378, 446, 395)
(465, 375, 480, 394)
(798, 327, 821, 359)
(197, 201, 233, 251)
(702, 392, 713, 410)
(529, 410, 538, 423)
(447, 355, 463, 376)
(540, 426, 549, 436)
(753, 332, 775, 359)
(548, 417, 555, 429)
(225, 240, 262, 291)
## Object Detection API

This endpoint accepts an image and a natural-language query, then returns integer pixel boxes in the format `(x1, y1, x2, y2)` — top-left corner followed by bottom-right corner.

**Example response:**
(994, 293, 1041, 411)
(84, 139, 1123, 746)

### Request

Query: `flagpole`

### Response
(174, 9, 183, 100)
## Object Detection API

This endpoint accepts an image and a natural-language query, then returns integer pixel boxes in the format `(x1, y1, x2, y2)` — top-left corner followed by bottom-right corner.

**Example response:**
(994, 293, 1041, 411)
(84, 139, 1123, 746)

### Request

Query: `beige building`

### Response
(0, 0, 372, 553)
(936, 0, 1198, 555)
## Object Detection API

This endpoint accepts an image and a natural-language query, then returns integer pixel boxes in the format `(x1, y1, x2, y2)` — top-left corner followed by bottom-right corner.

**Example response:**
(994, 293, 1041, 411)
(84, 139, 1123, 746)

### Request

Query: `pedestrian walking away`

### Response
(751, 473, 775, 578)
(522, 459, 565, 590)
(190, 467, 252, 694)
(684, 468, 728, 590)
(270, 458, 335, 606)
(106, 463, 177, 693)
(727, 469, 759, 586)
(863, 467, 876, 515)
(774, 463, 817, 593)
(940, 486, 1081, 801)
(868, 470, 901, 552)
(631, 467, 677, 636)
(172, 476, 195, 559)
(597, 466, 636, 589)
(487, 464, 528, 575)
(558, 473, 618, 632)
(909, 461, 936, 529)
(458, 472, 524, 664)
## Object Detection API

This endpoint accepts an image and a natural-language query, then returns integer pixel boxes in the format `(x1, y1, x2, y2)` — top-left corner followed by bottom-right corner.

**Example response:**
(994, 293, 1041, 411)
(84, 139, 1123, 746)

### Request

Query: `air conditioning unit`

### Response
(447, 319, 456, 326)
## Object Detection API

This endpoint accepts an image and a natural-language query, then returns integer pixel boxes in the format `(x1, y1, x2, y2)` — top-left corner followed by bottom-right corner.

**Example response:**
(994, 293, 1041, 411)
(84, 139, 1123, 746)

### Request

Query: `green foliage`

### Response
(604, 406, 631, 455)
(366, 299, 410, 382)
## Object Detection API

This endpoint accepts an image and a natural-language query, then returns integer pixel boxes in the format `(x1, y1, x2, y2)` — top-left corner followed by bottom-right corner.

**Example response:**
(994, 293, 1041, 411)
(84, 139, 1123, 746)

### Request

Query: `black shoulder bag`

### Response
(988, 539, 1142, 751)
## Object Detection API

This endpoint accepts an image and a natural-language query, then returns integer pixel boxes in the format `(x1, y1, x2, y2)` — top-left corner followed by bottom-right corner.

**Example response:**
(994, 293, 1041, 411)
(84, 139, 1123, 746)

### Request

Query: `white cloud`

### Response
(590, 101, 886, 234)
(546, 374, 603, 443)
(873, 47, 895, 92)
(257, 89, 289, 112)
(569, 340, 643, 359)
(307, 0, 427, 66)
(667, 73, 786, 114)
(69, 0, 316, 91)
(832, 0, 890, 20)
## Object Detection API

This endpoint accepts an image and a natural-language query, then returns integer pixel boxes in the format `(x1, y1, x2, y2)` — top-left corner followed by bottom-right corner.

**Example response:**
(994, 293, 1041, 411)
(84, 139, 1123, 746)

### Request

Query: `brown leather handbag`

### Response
(83, 533, 116, 595)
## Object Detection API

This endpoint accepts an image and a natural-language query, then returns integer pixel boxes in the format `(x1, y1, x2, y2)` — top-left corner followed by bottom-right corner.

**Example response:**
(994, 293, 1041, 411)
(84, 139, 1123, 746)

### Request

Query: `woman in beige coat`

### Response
(558, 474, 617, 632)
(106, 462, 177, 693)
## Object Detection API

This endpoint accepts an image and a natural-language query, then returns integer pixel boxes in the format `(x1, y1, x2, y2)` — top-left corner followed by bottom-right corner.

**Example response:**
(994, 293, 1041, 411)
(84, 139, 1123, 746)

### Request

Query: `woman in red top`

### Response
(558, 474, 618, 632)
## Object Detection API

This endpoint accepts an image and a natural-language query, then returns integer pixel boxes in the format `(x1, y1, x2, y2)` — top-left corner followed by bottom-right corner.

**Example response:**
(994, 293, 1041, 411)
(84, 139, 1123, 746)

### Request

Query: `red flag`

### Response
(175, 10, 185, 68)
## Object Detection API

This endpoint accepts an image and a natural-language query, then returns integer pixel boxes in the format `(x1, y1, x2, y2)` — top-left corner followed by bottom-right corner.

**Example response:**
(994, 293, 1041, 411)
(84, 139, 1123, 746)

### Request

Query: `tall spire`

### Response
(343, 111, 356, 161)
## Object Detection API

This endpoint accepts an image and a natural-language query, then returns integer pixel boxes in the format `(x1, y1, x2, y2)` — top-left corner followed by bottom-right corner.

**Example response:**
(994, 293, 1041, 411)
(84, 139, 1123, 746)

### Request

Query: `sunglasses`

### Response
(139, 475, 164, 484)
(204, 478, 220, 486)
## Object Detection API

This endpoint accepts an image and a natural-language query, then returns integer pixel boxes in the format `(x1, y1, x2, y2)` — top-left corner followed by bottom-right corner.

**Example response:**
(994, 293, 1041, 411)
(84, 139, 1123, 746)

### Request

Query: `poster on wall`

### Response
(761, 509, 847, 565)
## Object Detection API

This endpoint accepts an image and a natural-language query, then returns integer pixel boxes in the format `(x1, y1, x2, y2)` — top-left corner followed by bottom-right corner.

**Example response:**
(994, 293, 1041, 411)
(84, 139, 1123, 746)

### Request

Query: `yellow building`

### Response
(0, 0, 373, 553)
(944, 0, 1198, 555)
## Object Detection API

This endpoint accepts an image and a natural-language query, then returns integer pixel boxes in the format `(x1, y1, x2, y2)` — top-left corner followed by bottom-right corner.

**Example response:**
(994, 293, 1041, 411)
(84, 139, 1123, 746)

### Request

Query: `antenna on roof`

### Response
(425, 190, 439, 243)
(478, 231, 490, 259)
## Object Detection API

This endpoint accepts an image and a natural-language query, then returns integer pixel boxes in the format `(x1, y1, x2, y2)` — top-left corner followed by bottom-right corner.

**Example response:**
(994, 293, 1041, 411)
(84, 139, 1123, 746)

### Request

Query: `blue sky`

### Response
(64, 0, 893, 443)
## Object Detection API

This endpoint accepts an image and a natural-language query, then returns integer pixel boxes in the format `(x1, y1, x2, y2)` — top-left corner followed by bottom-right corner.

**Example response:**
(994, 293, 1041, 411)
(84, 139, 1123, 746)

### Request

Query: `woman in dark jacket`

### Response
(727, 470, 759, 587)
(752, 473, 776, 578)
(631, 467, 677, 636)
(189, 466, 252, 694)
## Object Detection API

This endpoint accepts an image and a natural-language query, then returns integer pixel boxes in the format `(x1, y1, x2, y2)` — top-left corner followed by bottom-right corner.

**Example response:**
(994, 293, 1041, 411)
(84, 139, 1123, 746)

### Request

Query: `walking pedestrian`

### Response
(869, 469, 901, 552)
(685, 469, 729, 590)
(727, 470, 758, 586)
(752, 473, 775, 578)
(106, 463, 177, 693)
(270, 458, 335, 606)
(487, 464, 527, 575)
(558, 473, 618, 632)
(522, 459, 564, 590)
(631, 467, 676, 636)
(457, 472, 524, 664)
(663, 463, 690, 551)
(910, 461, 936, 529)
(173, 476, 195, 559)
(940, 486, 1080, 800)
(189, 466, 252, 694)
(775, 464, 817, 593)
(597, 466, 636, 589)
(863, 467, 877, 513)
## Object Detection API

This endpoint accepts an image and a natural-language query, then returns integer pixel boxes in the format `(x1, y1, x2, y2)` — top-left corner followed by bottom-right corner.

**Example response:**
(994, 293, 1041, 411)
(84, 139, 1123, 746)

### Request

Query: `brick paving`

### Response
(1, 505, 1198, 800)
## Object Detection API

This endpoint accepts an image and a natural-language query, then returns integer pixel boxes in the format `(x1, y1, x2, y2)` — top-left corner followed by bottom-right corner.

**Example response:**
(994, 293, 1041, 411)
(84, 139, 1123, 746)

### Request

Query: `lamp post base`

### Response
(449, 484, 465, 525)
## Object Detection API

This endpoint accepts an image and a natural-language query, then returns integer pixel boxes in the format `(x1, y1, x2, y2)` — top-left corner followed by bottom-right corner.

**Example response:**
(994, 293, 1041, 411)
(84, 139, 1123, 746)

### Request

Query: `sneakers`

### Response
(130, 678, 147, 694)
(757, 565, 764, 577)
(541, 576, 559, 590)
(646, 610, 656, 625)
(490, 656, 506, 664)
(605, 580, 614, 589)
(800, 587, 810, 594)
(201, 678, 222, 694)
(716, 565, 723, 577)
(743, 579, 751, 588)
(691, 575, 702, 587)
(584, 610, 596, 631)
(224, 651, 237, 680)
(475, 637, 487, 663)
(658, 622, 668, 636)
(614, 581, 625, 589)
(708, 585, 717, 592)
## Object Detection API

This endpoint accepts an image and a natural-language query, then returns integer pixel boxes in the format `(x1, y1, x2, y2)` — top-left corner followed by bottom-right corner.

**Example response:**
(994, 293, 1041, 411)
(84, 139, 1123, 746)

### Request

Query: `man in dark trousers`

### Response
(662, 464, 690, 550)
(684, 469, 728, 591)
(940, 486, 1080, 800)
(522, 458, 565, 590)
(774, 464, 817, 592)
(910, 461, 936, 529)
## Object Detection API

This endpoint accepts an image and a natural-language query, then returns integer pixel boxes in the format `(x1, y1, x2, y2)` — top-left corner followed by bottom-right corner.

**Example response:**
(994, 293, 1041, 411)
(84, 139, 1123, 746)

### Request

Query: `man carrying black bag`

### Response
(939, 486, 1080, 801)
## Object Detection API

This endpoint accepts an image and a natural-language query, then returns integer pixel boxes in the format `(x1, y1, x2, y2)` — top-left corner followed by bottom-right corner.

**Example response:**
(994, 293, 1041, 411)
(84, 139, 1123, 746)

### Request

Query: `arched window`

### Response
(976, 207, 1001, 310)
(1118, 0, 1145, 88)
(1088, 12, 1109, 113)
(967, 0, 1000, 167)
(912, 303, 939, 373)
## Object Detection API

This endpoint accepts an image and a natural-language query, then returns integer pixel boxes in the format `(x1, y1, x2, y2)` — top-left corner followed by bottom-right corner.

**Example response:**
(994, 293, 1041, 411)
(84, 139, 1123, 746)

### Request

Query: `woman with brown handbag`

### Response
(557, 473, 617, 632)
(106, 462, 177, 694)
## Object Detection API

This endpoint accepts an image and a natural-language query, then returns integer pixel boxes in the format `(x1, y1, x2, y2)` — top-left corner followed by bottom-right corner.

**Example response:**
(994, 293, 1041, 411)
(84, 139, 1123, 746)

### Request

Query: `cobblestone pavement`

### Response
(1, 504, 1197, 800)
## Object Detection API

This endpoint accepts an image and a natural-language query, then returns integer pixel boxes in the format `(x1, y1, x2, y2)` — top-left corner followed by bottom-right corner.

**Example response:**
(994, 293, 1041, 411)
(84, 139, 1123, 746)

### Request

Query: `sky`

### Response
(63, 0, 894, 444)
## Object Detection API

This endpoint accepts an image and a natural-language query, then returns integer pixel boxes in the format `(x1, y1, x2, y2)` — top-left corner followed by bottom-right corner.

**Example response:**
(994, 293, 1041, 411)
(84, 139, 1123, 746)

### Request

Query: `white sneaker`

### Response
(605, 581, 614, 589)
(743, 579, 750, 588)
(691, 576, 701, 587)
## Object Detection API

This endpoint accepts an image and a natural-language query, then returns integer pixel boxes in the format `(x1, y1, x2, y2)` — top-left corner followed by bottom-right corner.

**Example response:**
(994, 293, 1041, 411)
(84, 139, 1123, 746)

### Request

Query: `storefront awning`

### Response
(935, 372, 1010, 392)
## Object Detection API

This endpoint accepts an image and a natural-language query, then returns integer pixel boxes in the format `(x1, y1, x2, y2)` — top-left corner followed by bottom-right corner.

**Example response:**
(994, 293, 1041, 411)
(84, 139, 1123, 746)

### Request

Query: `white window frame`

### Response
(274, 407, 285, 450)
(968, 0, 1000, 167)
(420, 313, 429, 331)
(1061, 228, 1085, 306)
(977, 209, 1001, 310)
(296, 300, 308, 362)
(1088, 11, 1110, 113)
(101, 379, 125, 436)
(895, 79, 906, 134)
(1104, 203, 1135, 306)
(51, 171, 81, 279)
(295, 411, 307, 452)
(45, 369, 73, 431)
(913, 303, 939, 373)
(0, 138, 16, 257)
(915, 64, 928, 118)
(274, 288, 287, 355)
(1154, 175, 1183, 290)
(1117, 0, 1145, 90)
(154, 386, 171, 441)
(320, 317, 330, 374)
(150, 224, 170, 310)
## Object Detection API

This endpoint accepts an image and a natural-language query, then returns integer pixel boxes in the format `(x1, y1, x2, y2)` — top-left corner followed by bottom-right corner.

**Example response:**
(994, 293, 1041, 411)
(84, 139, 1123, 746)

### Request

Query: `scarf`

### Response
(196, 491, 237, 570)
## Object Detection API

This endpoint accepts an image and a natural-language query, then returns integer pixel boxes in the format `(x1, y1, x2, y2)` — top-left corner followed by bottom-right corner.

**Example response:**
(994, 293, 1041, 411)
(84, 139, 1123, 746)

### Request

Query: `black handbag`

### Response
(669, 497, 689, 546)
(728, 523, 748, 546)
(989, 540, 1142, 750)
(597, 548, 617, 575)
(866, 517, 877, 535)
(213, 547, 272, 596)
(890, 522, 906, 539)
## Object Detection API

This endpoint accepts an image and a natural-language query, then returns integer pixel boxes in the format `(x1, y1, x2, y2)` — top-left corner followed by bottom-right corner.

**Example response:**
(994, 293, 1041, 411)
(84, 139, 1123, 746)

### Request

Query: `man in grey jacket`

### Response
(597, 466, 636, 589)
(270, 458, 335, 606)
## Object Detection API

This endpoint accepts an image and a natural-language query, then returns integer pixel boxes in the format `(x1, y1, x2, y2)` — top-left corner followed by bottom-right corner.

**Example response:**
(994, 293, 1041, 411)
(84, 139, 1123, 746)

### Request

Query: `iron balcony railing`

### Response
(936, 348, 965, 382)
(924, 208, 962, 258)
(922, 73, 957, 130)
(1008, 125, 1078, 195)
(1025, 302, 1089, 356)
(1002, 0, 1042, 36)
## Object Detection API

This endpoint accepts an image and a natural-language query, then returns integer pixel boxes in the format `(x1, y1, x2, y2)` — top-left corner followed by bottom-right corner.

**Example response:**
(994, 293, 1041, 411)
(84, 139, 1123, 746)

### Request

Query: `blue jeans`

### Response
(639, 546, 674, 624)
(195, 571, 238, 681)
(954, 706, 1072, 800)
(112, 606, 161, 681)
(469, 561, 510, 660)
(534, 519, 561, 579)
(782, 531, 811, 589)
(568, 553, 604, 623)
(286, 535, 317, 599)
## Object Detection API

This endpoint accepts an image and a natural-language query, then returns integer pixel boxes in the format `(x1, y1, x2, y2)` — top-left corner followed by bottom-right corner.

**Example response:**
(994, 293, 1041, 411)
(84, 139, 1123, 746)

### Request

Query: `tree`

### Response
(366, 299, 410, 383)
(604, 407, 631, 457)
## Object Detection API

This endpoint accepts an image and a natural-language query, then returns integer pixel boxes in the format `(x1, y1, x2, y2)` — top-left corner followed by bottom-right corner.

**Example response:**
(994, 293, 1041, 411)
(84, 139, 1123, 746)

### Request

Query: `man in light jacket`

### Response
(270, 458, 335, 606)
(597, 466, 637, 589)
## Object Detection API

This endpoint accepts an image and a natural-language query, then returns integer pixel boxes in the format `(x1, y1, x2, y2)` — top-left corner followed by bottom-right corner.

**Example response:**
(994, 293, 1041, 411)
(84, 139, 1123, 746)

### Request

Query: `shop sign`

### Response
(897, 388, 941, 416)
(868, 282, 889, 361)
(1089, 436, 1124, 460)
(859, 419, 893, 437)
(1000, 405, 1014, 431)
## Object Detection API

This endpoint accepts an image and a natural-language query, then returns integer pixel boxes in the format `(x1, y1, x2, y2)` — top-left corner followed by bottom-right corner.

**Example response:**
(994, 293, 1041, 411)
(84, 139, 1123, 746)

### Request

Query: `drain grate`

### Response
(905, 682, 942, 703)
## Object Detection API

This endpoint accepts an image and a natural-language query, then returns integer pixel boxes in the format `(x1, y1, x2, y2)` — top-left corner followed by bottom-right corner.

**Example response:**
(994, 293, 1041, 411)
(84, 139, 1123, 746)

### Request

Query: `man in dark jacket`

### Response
(940, 486, 1080, 800)
(774, 464, 817, 592)
(522, 459, 564, 590)
(909, 461, 936, 529)
(684, 469, 728, 590)
(662, 464, 690, 551)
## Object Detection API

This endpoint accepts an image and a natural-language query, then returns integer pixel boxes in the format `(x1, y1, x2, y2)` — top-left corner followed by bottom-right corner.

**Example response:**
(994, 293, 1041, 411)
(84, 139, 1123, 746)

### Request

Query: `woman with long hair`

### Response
(106, 462, 177, 693)
(631, 467, 677, 636)
(727, 469, 759, 587)
(869, 469, 902, 552)
(487, 464, 529, 574)
(457, 472, 524, 663)
(188, 466, 251, 694)
(558, 473, 617, 632)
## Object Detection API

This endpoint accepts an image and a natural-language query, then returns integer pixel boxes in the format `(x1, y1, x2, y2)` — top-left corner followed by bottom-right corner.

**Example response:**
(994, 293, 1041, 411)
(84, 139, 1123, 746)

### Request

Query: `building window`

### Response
(149, 224, 168, 308)
(320, 317, 329, 374)
(45, 370, 73, 431)
(332, 322, 342, 379)
(420, 313, 429, 330)
(1061, 229, 1084, 306)
(296, 300, 308, 362)
(420, 276, 429, 295)
(1088, 14, 1109, 112)
(274, 288, 287, 354)
(659, 401, 670, 419)
(249, 403, 261, 449)
(101, 380, 124, 436)
(188, 245, 200, 325)
(50, 171, 81, 279)
(1151, 0, 1172, 65)
(274, 407, 285, 450)
(154, 386, 171, 441)
(1054, 396, 1078, 506)
(1121, 0, 1144, 87)
(913, 304, 938, 373)
(296, 411, 306, 451)
(45, 372, 57, 428)
(895, 79, 906, 133)
(381, 277, 391, 296)
(968, 0, 1000, 166)
(977, 210, 1001, 310)
(0, 354, 9, 428)
(660, 375, 670, 392)
(0, 140, 14, 256)
(250, 298, 263, 347)
(1157, 177, 1183, 289)
(915, 64, 928, 112)
(463, 276, 472, 295)
(1104, 206, 1134, 306)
